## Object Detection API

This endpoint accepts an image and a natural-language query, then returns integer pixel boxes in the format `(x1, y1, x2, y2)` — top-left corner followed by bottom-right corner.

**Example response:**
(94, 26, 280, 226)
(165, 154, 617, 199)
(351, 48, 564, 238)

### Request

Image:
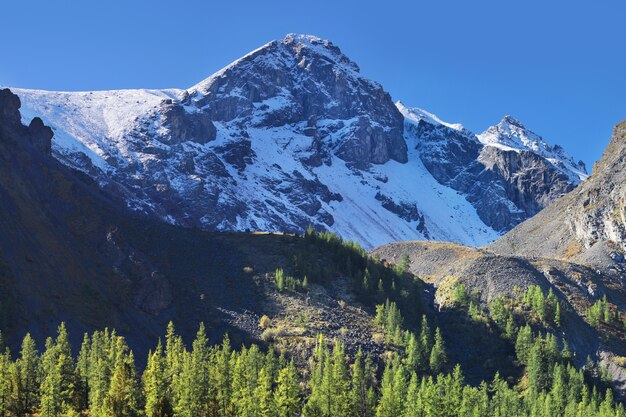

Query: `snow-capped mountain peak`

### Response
(189, 33, 363, 100)
(7, 34, 588, 249)
(478, 116, 588, 183)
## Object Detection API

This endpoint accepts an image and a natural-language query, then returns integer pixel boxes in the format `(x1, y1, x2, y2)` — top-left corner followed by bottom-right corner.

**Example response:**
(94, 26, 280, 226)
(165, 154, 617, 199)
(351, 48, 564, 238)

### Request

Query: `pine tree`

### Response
(551, 363, 566, 415)
(504, 315, 516, 341)
(330, 341, 350, 417)
(215, 335, 232, 417)
(39, 358, 62, 417)
(190, 323, 210, 416)
(402, 373, 421, 417)
(362, 269, 371, 293)
(527, 338, 549, 397)
(0, 349, 11, 417)
(303, 334, 326, 417)
(275, 361, 300, 417)
(143, 341, 169, 417)
(88, 331, 112, 416)
(350, 350, 371, 417)
(103, 339, 140, 417)
(515, 325, 533, 365)
(255, 367, 275, 417)
(18, 333, 39, 414)
(39, 337, 62, 417)
(76, 333, 91, 411)
(429, 328, 447, 374)
(376, 363, 397, 417)
(54, 323, 76, 411)
(418, 315, 432, 372)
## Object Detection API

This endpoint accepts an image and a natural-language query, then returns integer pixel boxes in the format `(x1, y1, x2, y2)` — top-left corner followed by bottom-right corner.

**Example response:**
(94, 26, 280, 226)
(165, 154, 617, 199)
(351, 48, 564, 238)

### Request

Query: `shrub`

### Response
(259, 315, 271, 329)
(261, 326, 285, 342)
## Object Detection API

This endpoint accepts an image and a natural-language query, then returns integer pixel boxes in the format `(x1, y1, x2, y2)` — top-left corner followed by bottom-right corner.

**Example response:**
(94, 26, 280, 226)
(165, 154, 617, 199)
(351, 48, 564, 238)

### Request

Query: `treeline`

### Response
(293, 228, 423, 327)
(0, 321, 624, 417)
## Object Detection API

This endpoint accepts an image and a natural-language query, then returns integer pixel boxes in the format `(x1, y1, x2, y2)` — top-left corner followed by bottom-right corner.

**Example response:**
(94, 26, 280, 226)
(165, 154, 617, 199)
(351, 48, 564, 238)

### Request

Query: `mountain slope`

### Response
(490, 121, 626, 270)
(8, 34, 586, 248)
(372, 121, 626, 392)
(400, 103, 587, 231)
(0, 88, 518, 381)
(0, 88, 332, 353)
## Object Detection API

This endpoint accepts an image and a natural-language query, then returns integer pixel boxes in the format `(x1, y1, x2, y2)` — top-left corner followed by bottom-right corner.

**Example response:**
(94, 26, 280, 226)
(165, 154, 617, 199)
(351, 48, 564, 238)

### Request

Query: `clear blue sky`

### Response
(2, 0, 625, 169)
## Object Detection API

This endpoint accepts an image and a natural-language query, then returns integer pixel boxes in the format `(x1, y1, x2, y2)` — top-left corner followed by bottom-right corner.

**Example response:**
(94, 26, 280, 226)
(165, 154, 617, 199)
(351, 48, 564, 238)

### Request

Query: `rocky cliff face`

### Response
(189, 34, 407, 167)
(8, 34, 586, 249)
(491, 121, 626, 267)
(399, 104, 586, 232)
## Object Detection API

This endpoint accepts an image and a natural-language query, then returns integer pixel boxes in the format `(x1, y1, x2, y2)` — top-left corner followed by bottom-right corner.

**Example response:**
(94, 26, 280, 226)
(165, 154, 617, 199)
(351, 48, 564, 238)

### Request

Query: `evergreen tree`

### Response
(103, 339, 140, 417)
(39, 357, 62, 417)
(76, 333, 90, 411)
(18, 333, 39, 414)
(303, 334, 327, 417)
(275, 361, 300, 417)
(527, 338, 549, 397)
(255, 367, 275, 417)
(402, 373, 421, 417)
(143, 341, 169, 417)
(350, 350, 374, 417)
(515, 325, 533, 365)
(504, 315, 516, 341)
(54, 323, 76, 411)
(39, 337, 62, 417)
(429, 328, 447, 374)
(215, 335, 232, 417)
(418, 315, 432, 372)
(0, 349, 11, 417)
(376, 362, 406, 417)
(330, 340, 350, 417)
(555, 301, 561, 327)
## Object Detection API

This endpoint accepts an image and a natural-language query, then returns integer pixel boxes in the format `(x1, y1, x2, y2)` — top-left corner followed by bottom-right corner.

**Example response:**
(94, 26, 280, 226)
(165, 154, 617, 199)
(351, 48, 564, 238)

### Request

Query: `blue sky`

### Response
(1, 0, 625, 169)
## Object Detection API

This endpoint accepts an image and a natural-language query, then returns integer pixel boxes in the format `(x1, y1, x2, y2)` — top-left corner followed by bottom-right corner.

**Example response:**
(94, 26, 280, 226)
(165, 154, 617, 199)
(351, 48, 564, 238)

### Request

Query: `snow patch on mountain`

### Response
(397, 101, 467, 133)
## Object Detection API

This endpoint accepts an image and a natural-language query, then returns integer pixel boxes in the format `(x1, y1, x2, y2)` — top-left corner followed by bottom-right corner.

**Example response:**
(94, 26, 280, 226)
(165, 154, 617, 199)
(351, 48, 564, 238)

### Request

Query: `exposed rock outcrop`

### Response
(9, 35, 586, 249)
(400, 104, 586, 232)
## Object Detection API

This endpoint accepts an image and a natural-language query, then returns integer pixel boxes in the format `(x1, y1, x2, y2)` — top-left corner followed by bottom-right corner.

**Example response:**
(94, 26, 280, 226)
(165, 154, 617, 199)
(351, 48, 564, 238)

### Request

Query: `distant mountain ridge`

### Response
(7, 34, 586, 248)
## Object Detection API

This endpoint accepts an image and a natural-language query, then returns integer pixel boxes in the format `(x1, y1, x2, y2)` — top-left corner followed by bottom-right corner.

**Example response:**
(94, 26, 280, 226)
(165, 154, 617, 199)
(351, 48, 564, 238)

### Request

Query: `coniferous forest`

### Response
(0, 229, 624, 417)
(0, 318, 624, 417)
(2, 6, 626, 417)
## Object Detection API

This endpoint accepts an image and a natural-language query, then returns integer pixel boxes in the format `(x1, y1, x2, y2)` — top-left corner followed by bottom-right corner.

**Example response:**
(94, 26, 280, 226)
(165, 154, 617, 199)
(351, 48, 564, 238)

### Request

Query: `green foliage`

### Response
(453, 283, 468, 308)
(587, 296, 616, 328)
(275, 268, 307, 292)
(395, 254, 410, 275)
(374, 300, 404, 345)
(1, 314, 624, 417)
(301, 229, 423, 327)
(428, 328, 447, 374)
(522, 285, 561, 327)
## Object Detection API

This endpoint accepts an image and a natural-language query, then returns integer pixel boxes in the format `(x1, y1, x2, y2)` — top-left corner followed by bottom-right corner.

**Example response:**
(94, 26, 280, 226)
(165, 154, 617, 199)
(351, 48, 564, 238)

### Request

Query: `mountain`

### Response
(490, 120, 626, 270)
(0, 88, 515, 381)
(372, 121, 626, 392)
(400, 103, 587, 231)
(8, 34, 586, 249)
(0, 87, 335, 353)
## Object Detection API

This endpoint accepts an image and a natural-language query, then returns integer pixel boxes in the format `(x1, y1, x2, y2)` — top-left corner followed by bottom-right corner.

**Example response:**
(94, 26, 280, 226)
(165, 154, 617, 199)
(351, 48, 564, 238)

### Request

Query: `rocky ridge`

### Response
(9, 34, 586, 248)
(372, 121, 626, 392)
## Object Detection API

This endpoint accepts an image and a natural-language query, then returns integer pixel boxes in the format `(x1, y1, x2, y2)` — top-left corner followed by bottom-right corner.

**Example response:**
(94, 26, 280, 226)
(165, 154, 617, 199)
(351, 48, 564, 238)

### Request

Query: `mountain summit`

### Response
(478, 115, 588, 183)
(8, 34, 585, 248)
